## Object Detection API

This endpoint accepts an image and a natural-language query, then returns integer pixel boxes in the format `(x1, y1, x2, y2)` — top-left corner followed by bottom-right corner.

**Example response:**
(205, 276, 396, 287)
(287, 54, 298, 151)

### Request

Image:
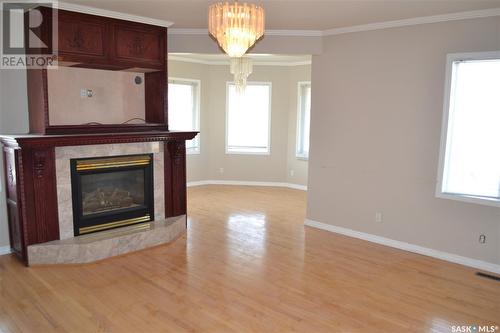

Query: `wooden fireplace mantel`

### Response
(0, 131, 197, 148)
(1, 131, 197, 264)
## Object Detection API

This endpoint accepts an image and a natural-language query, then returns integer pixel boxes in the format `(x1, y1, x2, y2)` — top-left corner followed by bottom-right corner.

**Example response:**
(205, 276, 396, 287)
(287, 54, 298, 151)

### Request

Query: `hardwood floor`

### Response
(0, 185, 499, 332)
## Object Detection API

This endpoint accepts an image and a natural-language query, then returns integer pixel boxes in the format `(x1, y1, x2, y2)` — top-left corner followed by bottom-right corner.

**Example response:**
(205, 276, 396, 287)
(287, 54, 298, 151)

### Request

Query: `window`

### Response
(226, 82, 271, 154)
(437, 52, 500, 206)
(296, 82, 311, 159)
(168, 78, 200, 153)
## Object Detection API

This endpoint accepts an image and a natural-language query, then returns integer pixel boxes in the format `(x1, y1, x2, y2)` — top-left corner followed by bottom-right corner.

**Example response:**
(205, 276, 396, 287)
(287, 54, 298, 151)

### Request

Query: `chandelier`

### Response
(230, 57, 253, 92)
(208, 1, 265, 58)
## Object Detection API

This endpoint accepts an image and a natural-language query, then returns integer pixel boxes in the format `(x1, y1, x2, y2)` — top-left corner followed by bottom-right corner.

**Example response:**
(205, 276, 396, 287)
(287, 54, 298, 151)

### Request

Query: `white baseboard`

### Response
(186, 180, 213, 187)
(304, 219, 500, 275)
(187, 180, 307, 191)
(0, 246, 11, 256)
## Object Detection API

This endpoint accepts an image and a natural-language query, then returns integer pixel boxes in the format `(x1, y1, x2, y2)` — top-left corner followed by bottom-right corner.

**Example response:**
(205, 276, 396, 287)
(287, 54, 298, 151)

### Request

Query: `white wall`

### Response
(0, 69, 30, 249)
(308, 17, 500, 265)
(168, 59, 310, 186)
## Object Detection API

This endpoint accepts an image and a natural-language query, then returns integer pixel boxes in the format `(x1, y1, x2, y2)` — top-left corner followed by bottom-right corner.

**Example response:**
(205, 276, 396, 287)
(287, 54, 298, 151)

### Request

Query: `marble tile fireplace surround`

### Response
(57, 143, 163, 240)
(1, 132, 197, 265)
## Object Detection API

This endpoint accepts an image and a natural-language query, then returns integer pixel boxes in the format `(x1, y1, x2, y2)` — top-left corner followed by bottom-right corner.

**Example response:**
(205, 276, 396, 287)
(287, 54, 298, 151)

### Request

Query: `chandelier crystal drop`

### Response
(208, 2, 265, 58)
(230, 57, 253, 92)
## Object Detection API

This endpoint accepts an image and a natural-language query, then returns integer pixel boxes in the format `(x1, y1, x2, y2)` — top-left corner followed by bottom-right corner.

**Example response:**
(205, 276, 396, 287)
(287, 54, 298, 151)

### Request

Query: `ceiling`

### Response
(60, 0, 500, 31)
(169, 53, 311, 65)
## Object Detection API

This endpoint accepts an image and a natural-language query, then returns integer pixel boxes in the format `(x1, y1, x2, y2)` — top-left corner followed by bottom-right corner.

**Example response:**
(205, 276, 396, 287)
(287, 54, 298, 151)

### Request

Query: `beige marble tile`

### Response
(28, 215, 186, 265)
(55, 143, 165, 239)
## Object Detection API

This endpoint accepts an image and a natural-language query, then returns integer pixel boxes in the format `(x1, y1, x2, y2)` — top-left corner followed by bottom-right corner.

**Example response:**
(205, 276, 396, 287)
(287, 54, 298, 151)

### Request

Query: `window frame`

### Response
(436, 51, 500, 207)
(225, 81, 272, 155)
(296, 81, 311, 160)
(168, 77, 201, 154)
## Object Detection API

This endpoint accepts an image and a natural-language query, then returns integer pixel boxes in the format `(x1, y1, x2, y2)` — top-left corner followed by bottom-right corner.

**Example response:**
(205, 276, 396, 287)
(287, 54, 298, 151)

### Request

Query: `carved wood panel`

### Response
(164, 140, 187, 218)
(32, 148, 59, 244)
(33, 151, 46, 178)
(20, 147, 60, 247)
(113, 25, 164, 66)
(58, 18, 106, 58)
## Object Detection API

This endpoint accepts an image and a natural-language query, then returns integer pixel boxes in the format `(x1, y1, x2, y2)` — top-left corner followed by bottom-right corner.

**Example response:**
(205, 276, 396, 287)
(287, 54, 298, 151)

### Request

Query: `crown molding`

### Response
(168, 28, 208, 35)
(56, 2, 173, 27)
(49, 5, 500, 35)
(168, 55, 311, 67)
(323, 7, 500, 36)
(170, 7, 500, 38)
(265, 30, 323, 37)
(168, 28, 322, 37)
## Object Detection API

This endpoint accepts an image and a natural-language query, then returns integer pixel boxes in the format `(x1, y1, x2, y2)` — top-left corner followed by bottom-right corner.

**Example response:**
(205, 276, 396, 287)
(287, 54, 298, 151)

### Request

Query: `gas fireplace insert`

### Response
(70, 154, 154, 236)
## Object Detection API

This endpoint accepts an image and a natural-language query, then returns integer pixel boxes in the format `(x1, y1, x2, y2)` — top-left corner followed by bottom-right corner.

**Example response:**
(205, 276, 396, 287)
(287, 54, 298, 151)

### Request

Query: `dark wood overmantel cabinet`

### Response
(27, 7, 169, 135)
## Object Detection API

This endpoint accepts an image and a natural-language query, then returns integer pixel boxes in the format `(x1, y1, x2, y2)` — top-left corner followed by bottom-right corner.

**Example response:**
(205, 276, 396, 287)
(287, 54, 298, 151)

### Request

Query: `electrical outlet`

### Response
(375, 212, 383, 223)
(80, 89, 93, 98)
(219, 167, 224, 174)
(290, 170, 295, 177)
(479, 234, 486, 244)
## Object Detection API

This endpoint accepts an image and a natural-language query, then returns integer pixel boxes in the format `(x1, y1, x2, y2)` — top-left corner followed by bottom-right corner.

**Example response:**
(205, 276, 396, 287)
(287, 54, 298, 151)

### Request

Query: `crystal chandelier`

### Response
(230, 57, 253, 92)
(208, 1, 265, 58)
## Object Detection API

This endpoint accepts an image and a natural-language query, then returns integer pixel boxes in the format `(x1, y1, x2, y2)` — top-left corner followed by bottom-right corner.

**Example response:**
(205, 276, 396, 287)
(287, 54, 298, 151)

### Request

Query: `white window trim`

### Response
(169, 77, 201, 154)
(436, 51, 500, 208)
(225, 81, 272, 155)
(296, 81, 311, 160)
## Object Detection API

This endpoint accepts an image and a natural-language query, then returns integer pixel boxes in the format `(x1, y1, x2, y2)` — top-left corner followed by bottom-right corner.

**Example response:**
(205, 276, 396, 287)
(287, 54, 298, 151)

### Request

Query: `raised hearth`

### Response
(27, 215, 186, 265)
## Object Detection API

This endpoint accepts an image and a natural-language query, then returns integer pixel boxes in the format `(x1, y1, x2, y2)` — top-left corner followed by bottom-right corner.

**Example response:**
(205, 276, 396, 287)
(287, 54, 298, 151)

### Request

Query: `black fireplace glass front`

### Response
(80, 169, 146, 216)
(71, 154, 154, 236)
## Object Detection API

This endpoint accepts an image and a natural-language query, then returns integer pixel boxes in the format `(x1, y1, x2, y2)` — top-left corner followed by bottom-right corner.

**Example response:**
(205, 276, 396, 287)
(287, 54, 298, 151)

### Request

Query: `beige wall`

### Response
(48, 67, 145, 125)
(169, 33, 323, 55)
(308, 17, 500, 265)
(168, 60, 310, 185)
(0, 69, 30, 249)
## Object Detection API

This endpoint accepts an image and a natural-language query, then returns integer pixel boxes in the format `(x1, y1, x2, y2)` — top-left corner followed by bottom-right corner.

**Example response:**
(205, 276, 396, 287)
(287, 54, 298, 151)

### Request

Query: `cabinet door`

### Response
(58, 11, 108, 62)
(113, 24, 165, 68)
(6, 202, 23, 256)
(3, 147, 24, 259)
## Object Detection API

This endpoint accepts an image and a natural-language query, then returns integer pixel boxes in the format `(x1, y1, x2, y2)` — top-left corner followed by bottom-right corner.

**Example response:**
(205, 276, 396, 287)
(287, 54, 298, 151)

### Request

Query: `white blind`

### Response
(442, 59, 500, 199)
(168, 80, 200, 152)
(297, 83, 311, 158)
(227, 83, 271, 154)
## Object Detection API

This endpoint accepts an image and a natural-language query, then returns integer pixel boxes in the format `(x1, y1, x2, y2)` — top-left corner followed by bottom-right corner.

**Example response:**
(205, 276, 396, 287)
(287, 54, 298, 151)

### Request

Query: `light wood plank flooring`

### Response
(0, 185, 499, 332)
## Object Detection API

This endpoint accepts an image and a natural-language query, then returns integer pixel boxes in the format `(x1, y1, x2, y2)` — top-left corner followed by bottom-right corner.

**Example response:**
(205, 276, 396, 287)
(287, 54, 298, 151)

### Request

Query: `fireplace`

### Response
(70, 154, 155, 236)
